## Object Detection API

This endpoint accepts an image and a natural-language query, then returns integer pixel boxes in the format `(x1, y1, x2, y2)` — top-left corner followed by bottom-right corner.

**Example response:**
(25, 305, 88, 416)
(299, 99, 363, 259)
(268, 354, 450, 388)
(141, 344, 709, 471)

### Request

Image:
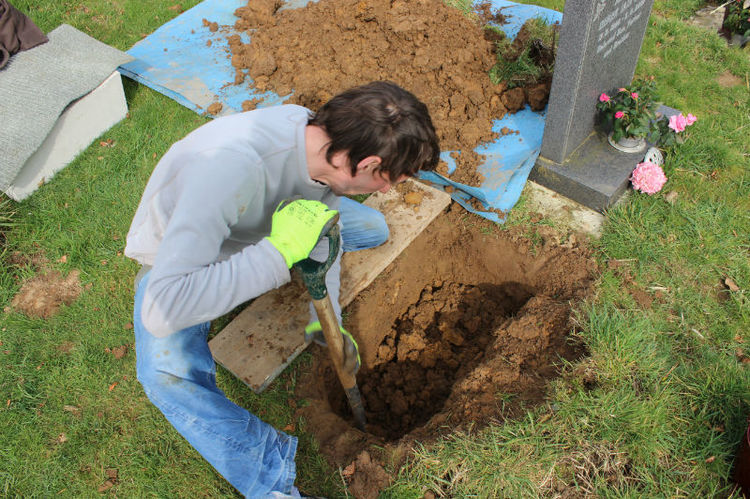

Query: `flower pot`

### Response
(607, 132, 647, 153)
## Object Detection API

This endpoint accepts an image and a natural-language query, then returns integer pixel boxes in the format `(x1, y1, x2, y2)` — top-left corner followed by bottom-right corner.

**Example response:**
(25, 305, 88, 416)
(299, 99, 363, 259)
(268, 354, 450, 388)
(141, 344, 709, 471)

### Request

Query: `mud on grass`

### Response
(4, 252, 86, 319)
(295, 208, 597, 484)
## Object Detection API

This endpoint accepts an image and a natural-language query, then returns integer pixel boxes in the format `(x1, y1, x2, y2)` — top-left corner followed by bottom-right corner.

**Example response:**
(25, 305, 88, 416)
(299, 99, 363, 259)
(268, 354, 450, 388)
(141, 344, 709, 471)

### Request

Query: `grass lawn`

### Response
(2, 0, 749, 496)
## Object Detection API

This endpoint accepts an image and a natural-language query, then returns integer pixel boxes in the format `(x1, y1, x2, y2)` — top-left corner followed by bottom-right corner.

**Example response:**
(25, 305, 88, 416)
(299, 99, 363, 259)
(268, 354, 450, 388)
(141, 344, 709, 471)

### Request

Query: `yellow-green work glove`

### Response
(265, 199, 338, 268)
(305, 321, 361, 375)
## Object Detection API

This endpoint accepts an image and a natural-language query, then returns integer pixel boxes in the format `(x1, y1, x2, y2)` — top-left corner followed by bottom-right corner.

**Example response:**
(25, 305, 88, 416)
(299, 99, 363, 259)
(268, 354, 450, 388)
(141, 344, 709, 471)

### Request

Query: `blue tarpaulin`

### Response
(119, 0, 562, 222)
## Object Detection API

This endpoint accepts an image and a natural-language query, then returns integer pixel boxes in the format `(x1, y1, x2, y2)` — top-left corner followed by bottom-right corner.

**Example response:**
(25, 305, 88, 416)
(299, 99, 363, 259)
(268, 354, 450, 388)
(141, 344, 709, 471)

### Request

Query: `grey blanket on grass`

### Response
(0, 24, 133, 191)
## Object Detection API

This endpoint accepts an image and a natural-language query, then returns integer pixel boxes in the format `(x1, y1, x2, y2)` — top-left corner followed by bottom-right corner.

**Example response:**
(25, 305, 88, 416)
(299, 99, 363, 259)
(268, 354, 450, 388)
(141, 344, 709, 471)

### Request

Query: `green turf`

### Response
(2, 0, 749, 497)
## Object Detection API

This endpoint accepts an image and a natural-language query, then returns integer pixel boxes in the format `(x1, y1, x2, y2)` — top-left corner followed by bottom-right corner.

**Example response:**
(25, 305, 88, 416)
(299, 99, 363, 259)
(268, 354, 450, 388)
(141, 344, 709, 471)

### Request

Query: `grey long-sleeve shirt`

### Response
(125, 105, 341, 337)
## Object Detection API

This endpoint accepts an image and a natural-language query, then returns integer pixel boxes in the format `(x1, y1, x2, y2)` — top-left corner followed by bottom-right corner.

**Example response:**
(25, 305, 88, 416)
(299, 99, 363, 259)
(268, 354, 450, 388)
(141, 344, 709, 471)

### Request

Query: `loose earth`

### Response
(225, 0, 551, 186)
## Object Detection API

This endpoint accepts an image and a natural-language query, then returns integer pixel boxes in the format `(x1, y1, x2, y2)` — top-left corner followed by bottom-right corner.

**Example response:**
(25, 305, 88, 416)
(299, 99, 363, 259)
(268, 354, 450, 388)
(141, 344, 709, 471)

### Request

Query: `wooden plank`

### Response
(209, 278, 311, 392)
(338, 181, 450, 307)
(209, 179, 451, 392)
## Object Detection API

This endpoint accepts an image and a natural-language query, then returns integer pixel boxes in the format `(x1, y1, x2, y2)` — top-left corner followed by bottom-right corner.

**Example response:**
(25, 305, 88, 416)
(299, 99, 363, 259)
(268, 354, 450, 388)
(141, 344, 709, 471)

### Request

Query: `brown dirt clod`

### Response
(241, 97, 263, 112)
(207, 102, 223, 115)
(202, 18, 219, 32)
(342, 450, 391, 499)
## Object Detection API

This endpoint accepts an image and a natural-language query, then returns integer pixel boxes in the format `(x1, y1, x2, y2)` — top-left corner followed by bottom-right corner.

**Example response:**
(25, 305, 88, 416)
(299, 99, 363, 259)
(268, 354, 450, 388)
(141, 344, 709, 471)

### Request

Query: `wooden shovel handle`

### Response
(311, 296, 357, 390)
(312, 295, 367, 431)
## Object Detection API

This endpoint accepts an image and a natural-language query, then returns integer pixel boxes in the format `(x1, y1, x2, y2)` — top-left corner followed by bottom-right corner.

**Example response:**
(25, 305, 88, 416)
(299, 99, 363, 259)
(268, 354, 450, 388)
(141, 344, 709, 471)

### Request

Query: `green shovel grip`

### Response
(293, 221, 340, 300)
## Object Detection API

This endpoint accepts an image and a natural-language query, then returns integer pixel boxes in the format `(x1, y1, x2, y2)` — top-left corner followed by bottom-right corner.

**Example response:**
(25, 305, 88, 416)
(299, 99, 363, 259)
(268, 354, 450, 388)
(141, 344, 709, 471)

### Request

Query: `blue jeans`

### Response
(134, 197, 387, 497)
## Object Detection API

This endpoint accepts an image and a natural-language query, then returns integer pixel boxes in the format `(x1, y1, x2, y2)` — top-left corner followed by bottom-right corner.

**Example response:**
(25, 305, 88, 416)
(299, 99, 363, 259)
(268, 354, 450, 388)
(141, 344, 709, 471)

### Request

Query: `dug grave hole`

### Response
(295, 209, 597, 465)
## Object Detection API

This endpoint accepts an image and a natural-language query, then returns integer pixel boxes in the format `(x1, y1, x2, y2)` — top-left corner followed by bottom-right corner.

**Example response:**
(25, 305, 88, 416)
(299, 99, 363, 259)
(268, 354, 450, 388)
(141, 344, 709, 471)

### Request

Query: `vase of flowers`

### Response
(596, 78, 699, 195)
(596, 79, 658, 153)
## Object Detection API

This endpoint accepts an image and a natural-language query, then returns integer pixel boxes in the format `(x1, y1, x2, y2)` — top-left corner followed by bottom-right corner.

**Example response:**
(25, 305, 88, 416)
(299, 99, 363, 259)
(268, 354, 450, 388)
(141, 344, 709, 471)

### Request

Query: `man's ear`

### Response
(356, 156, 382, 173)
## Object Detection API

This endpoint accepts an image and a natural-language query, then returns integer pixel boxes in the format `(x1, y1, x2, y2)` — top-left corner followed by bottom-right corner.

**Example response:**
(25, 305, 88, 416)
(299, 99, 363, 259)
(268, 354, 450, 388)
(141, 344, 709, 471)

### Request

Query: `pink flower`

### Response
(685, 113, 697, 125)
(631, 161, 667, 195)
(619, 87, 627, 92)
(599, 93, 610, 102)
(615, 111, 625, 119)
(668, 113, 688, 133)
(631, 92, 639, 99)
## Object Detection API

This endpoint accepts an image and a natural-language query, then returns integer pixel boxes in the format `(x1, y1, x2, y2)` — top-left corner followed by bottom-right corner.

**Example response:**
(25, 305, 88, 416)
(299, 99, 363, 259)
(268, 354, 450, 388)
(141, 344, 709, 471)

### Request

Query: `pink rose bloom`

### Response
(599, 93, 610, 102)
(619, 87, 627, 92)
(631, 161, 667, 195)
(668, 113, 688, 133)
(631, 92, 639, 99)
(686, 113, 697, 125)
(615, 111, 625, 119)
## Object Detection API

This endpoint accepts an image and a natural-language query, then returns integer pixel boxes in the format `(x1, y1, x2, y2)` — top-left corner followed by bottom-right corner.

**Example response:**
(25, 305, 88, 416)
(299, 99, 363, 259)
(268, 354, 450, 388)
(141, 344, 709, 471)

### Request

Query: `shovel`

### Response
(294, 216, 367, 431)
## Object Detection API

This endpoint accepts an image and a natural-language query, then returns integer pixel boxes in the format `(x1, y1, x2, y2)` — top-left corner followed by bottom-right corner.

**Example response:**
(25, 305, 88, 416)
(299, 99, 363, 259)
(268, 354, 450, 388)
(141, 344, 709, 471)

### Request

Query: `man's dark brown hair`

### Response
(308, 81, 440, 179)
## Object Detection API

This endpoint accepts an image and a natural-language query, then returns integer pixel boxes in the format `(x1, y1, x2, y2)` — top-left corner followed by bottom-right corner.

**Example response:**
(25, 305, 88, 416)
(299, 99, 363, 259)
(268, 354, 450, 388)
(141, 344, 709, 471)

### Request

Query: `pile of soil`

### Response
(225, 0, 550, 186)
(295, 208, 597, 481)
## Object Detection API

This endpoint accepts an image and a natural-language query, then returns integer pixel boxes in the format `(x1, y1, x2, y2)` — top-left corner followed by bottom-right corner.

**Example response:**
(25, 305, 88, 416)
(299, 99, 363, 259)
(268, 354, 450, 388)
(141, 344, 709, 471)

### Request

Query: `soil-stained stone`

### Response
(229, 0, 514, 186)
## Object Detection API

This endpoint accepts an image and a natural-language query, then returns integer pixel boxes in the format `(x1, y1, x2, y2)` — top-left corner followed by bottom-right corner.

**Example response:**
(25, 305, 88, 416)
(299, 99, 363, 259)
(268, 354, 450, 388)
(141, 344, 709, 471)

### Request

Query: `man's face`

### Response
(327, 151, 408, 196)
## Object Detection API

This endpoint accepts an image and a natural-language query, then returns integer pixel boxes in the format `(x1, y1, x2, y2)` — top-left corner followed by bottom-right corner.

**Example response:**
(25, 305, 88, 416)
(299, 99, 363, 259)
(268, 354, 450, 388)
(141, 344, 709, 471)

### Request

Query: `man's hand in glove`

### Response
(265, 199, 338, 268)
(305, 321, 361, 375)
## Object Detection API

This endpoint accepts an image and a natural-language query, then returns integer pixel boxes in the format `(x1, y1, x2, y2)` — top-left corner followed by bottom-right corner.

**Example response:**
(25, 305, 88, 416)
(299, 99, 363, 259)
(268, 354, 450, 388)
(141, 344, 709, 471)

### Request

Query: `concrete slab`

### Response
(209, 179, 451, 393)
(521, 180, 606, 238)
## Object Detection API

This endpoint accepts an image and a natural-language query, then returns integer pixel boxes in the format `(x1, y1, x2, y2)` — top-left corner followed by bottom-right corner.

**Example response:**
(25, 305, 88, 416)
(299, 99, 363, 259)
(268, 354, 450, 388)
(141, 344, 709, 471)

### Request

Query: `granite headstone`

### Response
(531, 0, 657, 211)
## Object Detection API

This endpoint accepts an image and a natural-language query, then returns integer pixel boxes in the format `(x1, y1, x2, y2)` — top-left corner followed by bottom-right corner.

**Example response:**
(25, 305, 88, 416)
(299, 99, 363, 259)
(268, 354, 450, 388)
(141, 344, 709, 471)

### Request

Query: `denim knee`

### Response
(136, 355, 181, 410)
(370, 213, 390, 244)
(340, 209, 389, 251)
(135, 325, 215, 405)
(136, 360, 179, 400)
(352, 213, 389, 248)
(339, 196, 390, 252)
